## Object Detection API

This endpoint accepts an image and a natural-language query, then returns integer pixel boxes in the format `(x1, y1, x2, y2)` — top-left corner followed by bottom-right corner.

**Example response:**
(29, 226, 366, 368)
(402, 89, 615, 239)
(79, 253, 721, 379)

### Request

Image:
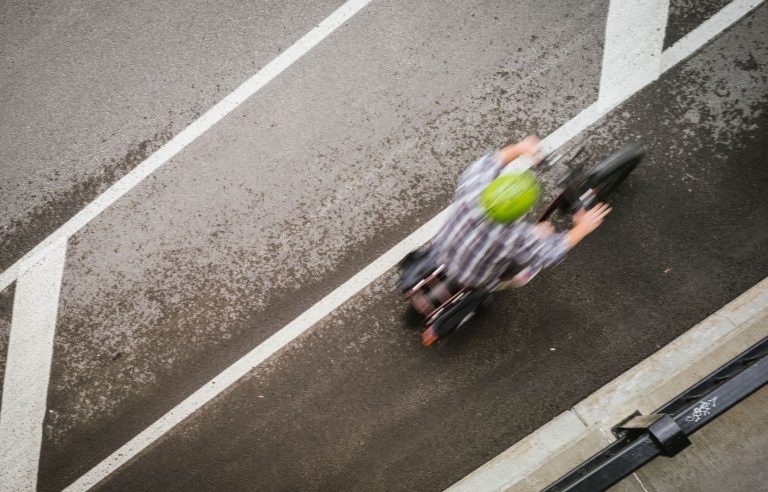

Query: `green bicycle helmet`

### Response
(480, 171, 540, 223)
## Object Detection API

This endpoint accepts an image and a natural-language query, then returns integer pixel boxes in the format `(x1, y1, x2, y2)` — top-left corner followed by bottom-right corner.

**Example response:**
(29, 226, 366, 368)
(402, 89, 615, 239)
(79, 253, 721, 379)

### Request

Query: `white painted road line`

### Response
(598, 0, 669, 111)
(661, 0, 765, 71)
(62, 1, 764, 488)
(0, 0, 373, 293)
(0, 241, 67, 492)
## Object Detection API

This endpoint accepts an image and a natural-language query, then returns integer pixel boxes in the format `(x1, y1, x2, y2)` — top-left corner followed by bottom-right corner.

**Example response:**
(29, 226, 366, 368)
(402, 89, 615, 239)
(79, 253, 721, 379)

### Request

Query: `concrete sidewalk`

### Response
(613, 385, 768, 492)
(447, 276, 768, 492)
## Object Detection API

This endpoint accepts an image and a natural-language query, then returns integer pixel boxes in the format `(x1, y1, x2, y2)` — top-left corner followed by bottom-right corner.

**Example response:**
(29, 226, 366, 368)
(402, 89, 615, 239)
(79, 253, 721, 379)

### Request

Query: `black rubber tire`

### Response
(585, 143, 645, 203)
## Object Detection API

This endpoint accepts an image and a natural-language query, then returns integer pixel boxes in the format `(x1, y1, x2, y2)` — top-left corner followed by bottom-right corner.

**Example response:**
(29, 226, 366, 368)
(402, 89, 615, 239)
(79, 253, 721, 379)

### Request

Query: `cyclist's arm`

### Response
(456, 135, 541, 200)
(513, 227, 570, 270)
(515, 204, 612, 269)
(497, 135, 541, 166)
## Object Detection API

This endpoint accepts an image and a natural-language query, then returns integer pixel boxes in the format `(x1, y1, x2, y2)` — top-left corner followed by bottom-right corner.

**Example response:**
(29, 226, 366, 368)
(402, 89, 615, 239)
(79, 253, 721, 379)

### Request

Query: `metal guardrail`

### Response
(542, 335, 768, 492)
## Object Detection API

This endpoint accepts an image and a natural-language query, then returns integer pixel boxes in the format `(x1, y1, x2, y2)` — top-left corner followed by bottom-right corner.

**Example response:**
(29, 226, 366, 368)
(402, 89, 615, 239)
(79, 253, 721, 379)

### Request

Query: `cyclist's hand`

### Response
(572, 203, 612, 235)
(516, 135, 541, 157)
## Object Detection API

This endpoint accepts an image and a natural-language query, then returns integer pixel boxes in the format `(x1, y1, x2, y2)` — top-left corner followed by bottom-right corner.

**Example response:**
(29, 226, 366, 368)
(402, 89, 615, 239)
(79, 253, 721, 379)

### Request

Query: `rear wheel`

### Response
(584, 143, 645, 203)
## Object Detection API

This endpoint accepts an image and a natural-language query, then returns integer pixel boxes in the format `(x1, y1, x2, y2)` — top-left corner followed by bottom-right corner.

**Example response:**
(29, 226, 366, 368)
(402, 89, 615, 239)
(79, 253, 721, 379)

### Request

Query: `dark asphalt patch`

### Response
(0, 125, 172, 273)
(663, 0, 732, 49)
(95, 7, 768, 492)
(0, 283, 14, 410)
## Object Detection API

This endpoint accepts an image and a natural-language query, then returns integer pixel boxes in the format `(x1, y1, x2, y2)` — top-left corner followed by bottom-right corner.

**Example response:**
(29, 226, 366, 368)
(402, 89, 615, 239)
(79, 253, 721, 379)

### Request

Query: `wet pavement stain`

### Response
(664, 0, 733, 50)
(0, 123, 174, 273)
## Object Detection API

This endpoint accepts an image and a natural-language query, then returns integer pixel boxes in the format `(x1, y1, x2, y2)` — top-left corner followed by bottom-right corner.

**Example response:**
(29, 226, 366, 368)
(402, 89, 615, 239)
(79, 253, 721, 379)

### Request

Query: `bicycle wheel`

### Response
(585, 143, 645, 203)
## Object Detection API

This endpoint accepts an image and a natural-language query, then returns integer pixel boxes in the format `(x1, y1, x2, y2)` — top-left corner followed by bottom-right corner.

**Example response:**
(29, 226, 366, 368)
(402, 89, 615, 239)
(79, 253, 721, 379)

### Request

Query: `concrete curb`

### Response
(446, 276, 768, 492)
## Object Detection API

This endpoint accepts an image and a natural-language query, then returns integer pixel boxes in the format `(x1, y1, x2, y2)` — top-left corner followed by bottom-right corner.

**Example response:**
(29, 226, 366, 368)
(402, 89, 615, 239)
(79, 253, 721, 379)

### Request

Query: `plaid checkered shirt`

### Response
(431, 151, 569, 289)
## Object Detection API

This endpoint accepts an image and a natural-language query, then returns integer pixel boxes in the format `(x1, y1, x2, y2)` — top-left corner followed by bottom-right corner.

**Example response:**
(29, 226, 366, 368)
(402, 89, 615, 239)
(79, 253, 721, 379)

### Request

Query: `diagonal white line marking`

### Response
(0, 0, 373, 293)
(66, 0, 764, 489)
(661, 0, 765, 71)
(598, 0, 670, 110)
(0, 241, 67, 492)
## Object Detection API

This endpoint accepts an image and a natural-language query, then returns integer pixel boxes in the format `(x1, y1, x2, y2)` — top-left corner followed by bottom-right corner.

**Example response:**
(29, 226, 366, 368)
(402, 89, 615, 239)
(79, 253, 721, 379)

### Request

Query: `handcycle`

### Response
(397, 142, 646, 346)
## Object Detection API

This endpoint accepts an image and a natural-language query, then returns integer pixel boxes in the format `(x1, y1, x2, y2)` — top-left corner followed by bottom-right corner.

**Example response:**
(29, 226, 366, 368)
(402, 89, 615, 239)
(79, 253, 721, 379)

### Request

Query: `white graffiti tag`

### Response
(685, 397, 718, 423)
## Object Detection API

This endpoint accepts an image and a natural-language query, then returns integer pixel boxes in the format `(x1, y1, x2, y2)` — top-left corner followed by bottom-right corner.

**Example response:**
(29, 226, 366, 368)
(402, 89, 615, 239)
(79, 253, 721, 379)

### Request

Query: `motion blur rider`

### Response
(430, 135, 611, 293)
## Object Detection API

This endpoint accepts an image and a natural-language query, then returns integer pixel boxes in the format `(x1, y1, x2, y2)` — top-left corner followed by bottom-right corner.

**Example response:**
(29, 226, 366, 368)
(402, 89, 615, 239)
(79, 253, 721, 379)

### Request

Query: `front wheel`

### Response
(584, 143, 645, 203)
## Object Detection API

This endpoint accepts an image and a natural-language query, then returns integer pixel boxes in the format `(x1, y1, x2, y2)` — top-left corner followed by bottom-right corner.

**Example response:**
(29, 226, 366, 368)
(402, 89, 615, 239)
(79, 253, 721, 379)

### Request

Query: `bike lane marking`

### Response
(63, 0, 764, 489)
(0, 241, 67, 492)
(597, 0, 670, 111)
(0, 0, 372, 294)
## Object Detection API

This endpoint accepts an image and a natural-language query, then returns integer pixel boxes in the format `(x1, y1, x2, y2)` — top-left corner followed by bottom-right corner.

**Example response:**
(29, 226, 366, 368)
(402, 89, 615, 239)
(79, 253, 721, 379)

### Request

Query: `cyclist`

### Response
(430, 135, 612, 293)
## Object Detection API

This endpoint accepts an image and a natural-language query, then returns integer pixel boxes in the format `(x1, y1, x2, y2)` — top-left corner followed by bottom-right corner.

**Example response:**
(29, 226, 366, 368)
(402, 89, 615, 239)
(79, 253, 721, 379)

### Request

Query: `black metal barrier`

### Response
(543, 335, 768, 492)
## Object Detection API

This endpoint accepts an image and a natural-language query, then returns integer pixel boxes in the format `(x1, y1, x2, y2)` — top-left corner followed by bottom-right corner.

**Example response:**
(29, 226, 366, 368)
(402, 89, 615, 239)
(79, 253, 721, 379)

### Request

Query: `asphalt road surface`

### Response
(1, 0, 766, 490)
